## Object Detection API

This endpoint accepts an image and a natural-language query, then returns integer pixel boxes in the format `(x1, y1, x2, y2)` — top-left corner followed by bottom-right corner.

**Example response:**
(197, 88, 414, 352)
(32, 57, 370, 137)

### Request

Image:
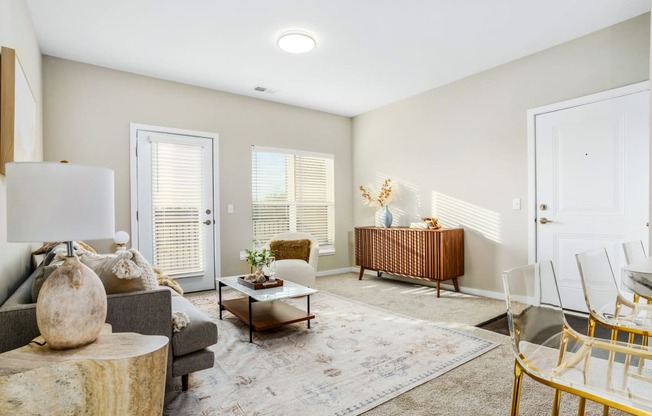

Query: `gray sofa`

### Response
(0, 266, 218, 391)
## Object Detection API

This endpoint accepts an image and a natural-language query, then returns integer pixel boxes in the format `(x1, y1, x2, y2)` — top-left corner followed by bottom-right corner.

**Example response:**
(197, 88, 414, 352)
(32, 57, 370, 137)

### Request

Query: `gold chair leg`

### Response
(610, 327, 618, 342)
(552, 389, 562, 416)
(602, 405, 609, 416)
(639, 334, 649, 372)
(607, 328, 619, 365)
(577, 398, 586, 416)
(511, 361, 524, 416)
(634, 294, 640, 303)
(587, 317, 596, 337)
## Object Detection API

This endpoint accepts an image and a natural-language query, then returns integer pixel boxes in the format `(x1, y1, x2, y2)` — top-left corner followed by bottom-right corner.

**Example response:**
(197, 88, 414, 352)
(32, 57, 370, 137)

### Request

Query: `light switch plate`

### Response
(512, 198, 521, 210)
(227, 203, 234, 214)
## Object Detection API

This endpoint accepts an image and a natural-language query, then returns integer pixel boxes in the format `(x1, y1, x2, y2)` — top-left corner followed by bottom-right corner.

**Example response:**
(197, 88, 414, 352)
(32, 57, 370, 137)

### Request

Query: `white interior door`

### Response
(536, 89, 649, 312)
(132, 125, 219, 292)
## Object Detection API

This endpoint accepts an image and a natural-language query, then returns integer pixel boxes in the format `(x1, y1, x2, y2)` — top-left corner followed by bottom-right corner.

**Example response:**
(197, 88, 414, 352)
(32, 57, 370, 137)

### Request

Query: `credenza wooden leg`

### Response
(436, 281, 441, 298)
(453, 278, 460, 293)
(358, 267, 365, 280)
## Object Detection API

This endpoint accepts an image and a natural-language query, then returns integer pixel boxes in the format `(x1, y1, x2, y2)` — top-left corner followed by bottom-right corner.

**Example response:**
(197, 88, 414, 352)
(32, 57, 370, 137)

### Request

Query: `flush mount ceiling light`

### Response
(277, 31, 316, 54)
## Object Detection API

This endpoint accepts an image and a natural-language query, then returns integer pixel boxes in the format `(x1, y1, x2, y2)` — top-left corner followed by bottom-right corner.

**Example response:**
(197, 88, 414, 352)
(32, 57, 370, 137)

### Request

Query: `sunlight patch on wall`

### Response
(431, 191, 502, 243)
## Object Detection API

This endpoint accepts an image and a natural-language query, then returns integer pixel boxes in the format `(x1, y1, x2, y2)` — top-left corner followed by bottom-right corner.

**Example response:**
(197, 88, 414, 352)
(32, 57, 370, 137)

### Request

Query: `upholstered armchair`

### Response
(265, 232, 319, 287)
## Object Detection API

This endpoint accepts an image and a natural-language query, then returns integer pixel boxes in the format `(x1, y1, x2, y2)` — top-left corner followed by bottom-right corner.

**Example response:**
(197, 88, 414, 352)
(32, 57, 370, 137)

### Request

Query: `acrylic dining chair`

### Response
(622, 240, 652, 304)
(502, 261, 652, 416)
(623, 240, 647, 265)
(575, 248, 652, 345)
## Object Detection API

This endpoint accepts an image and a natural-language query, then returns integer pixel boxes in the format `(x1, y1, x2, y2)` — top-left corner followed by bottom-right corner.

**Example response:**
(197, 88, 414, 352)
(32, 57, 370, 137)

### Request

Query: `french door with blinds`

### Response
(132, 124, 219, 292)
(251, 146, 335, 254)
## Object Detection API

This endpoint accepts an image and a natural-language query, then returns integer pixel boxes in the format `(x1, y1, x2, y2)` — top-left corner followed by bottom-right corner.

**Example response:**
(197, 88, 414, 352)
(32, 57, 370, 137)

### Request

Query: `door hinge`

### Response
(135, 144, 138, 157)
(136, 211, 139, 221)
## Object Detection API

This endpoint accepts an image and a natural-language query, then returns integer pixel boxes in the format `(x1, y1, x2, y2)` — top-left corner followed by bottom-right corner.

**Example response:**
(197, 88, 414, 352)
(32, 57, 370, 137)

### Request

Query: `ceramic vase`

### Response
(381, 205, 393, 228)
(36, 256, 107, 350)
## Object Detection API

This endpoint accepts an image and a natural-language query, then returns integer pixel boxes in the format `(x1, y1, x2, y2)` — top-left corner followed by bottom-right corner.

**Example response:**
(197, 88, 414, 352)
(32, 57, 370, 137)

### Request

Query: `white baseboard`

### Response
(316, 267, 357, 277)
(333, 267, 509, 302)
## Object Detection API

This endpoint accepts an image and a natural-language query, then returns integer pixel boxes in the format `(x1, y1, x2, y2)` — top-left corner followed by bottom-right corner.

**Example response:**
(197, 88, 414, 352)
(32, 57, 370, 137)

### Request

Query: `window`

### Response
(150, 140, 205, 275)
(251, 146, 335, 254)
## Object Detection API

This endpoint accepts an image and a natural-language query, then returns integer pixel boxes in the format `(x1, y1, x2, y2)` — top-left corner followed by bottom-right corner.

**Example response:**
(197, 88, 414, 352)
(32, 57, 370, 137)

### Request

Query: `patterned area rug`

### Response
(165, 290, 498, 416)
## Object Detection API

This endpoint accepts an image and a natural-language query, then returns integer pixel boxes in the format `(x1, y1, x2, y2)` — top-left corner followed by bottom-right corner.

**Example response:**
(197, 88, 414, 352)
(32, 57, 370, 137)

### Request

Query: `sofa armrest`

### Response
(0, 304, 39, 353)
(106, 288, 172, 339)
(106, 288, 173, 381)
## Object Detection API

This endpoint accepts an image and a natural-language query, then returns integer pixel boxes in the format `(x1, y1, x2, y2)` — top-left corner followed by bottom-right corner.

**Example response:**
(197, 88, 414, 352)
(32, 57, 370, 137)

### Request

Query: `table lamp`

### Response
(114, 230, 130, 252)
(6, 162, 115, 350)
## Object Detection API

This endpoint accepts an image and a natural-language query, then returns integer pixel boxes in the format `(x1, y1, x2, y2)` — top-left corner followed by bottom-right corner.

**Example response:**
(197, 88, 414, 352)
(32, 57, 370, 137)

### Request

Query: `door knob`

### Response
(539, 217, 552, 224)
(203, 220, 212, 225)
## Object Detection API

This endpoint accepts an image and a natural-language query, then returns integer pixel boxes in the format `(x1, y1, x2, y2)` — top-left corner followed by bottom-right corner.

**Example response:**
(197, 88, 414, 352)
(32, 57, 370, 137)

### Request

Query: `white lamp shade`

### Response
(6, 162, 115, 242)
(114, 230, 130, 245)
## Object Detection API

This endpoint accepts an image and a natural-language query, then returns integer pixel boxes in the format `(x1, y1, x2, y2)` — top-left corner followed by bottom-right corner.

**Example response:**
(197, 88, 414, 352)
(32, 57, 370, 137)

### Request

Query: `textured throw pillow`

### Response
(33, 241, 97, 255)
(270, 239, 311, 262)
(79, 251, 145, 294)
(126, 249, 160, 291)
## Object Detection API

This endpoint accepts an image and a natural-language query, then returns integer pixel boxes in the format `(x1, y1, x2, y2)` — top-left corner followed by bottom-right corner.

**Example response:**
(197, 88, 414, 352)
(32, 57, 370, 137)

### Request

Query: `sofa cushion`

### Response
(171, 295, 218, 357)
(172, 348, 215, 378)
(270, 239, 311, 262)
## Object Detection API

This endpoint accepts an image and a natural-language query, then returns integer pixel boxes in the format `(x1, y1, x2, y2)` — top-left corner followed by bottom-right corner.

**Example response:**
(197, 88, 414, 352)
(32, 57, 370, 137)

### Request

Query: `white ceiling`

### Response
(25, 0, 651, 117)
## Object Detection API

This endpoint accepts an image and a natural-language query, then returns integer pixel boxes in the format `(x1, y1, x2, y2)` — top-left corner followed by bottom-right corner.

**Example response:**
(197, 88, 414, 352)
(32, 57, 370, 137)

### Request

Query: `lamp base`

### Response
(36, 256, 107, 350)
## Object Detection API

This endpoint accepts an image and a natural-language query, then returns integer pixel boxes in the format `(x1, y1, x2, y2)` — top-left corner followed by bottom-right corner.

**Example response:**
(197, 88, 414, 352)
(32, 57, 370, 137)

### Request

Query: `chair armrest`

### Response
(308, 245, 320, 270)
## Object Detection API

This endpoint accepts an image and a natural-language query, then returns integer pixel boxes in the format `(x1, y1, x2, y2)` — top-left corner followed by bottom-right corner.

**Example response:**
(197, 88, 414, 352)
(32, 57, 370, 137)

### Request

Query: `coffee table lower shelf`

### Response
(221, 298, 314, 336)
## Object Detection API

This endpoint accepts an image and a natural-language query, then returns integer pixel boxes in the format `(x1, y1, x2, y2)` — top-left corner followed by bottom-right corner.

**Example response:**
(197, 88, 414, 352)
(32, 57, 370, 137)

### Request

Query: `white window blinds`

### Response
(151, 140, 204, 276)
(252, 146, 335, 254)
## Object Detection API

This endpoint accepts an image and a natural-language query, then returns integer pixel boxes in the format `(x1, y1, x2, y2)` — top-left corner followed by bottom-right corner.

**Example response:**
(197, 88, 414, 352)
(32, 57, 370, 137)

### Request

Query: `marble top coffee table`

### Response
(216, 276, 318, 342)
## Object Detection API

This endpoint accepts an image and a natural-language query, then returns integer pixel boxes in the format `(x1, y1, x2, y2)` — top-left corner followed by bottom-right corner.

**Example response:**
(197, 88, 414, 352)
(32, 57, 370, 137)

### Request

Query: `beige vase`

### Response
(36, 256, 107, 350)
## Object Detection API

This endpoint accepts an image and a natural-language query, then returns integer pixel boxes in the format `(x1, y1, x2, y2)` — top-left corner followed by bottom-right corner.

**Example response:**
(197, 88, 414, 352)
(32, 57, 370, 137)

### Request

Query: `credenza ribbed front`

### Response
(354, 227, 464, 297)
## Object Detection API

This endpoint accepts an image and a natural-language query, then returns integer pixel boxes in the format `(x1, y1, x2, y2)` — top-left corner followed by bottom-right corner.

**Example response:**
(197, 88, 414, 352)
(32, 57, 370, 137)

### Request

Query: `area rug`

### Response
(165, 290, 498, 416)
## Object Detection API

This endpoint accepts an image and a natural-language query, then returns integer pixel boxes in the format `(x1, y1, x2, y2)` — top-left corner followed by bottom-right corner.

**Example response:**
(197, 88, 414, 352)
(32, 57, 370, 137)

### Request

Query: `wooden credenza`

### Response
(355, 226, 464, 297)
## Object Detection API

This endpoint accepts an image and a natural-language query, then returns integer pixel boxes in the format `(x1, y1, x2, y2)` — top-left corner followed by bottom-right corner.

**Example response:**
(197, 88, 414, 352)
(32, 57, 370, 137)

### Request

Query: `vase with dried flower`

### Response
(359, 178, 394, 228)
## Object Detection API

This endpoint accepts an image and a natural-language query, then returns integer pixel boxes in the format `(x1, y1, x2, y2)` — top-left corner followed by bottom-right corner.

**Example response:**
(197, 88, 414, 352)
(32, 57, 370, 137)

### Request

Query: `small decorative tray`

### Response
(238, 277, 284, 290)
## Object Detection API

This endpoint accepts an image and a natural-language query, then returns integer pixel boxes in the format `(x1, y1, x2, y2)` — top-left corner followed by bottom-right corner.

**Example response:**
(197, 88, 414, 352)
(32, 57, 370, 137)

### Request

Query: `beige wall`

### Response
(353, 14, 650, 295)
(42, 58, 353, 277)
(0, 0, 43, 304)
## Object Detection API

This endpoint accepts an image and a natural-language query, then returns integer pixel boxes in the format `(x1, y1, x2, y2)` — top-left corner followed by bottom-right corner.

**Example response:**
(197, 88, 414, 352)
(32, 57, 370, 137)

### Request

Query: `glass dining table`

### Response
(622, 259, 652, 301)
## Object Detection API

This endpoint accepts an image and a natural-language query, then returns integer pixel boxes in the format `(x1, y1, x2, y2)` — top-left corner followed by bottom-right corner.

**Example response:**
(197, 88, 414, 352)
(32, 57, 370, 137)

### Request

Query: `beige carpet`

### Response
(165, 286, 497, 416)
(167, 273, 628, 415)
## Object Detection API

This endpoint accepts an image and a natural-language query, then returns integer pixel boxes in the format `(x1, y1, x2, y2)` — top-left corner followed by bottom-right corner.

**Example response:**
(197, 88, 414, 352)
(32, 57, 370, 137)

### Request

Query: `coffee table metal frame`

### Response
(216, 276, 318, 343)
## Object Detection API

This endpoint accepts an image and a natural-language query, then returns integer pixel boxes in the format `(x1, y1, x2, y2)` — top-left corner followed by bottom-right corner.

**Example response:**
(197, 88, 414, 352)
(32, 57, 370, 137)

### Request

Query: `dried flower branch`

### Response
(359, 178, 393, 207)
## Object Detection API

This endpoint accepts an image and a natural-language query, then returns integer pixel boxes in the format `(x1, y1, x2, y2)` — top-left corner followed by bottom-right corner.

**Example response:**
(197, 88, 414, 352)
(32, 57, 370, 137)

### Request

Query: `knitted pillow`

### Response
(79, 252, 145, 294)
(79, 249, 159, 294)
(270, 239, 311, 262)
